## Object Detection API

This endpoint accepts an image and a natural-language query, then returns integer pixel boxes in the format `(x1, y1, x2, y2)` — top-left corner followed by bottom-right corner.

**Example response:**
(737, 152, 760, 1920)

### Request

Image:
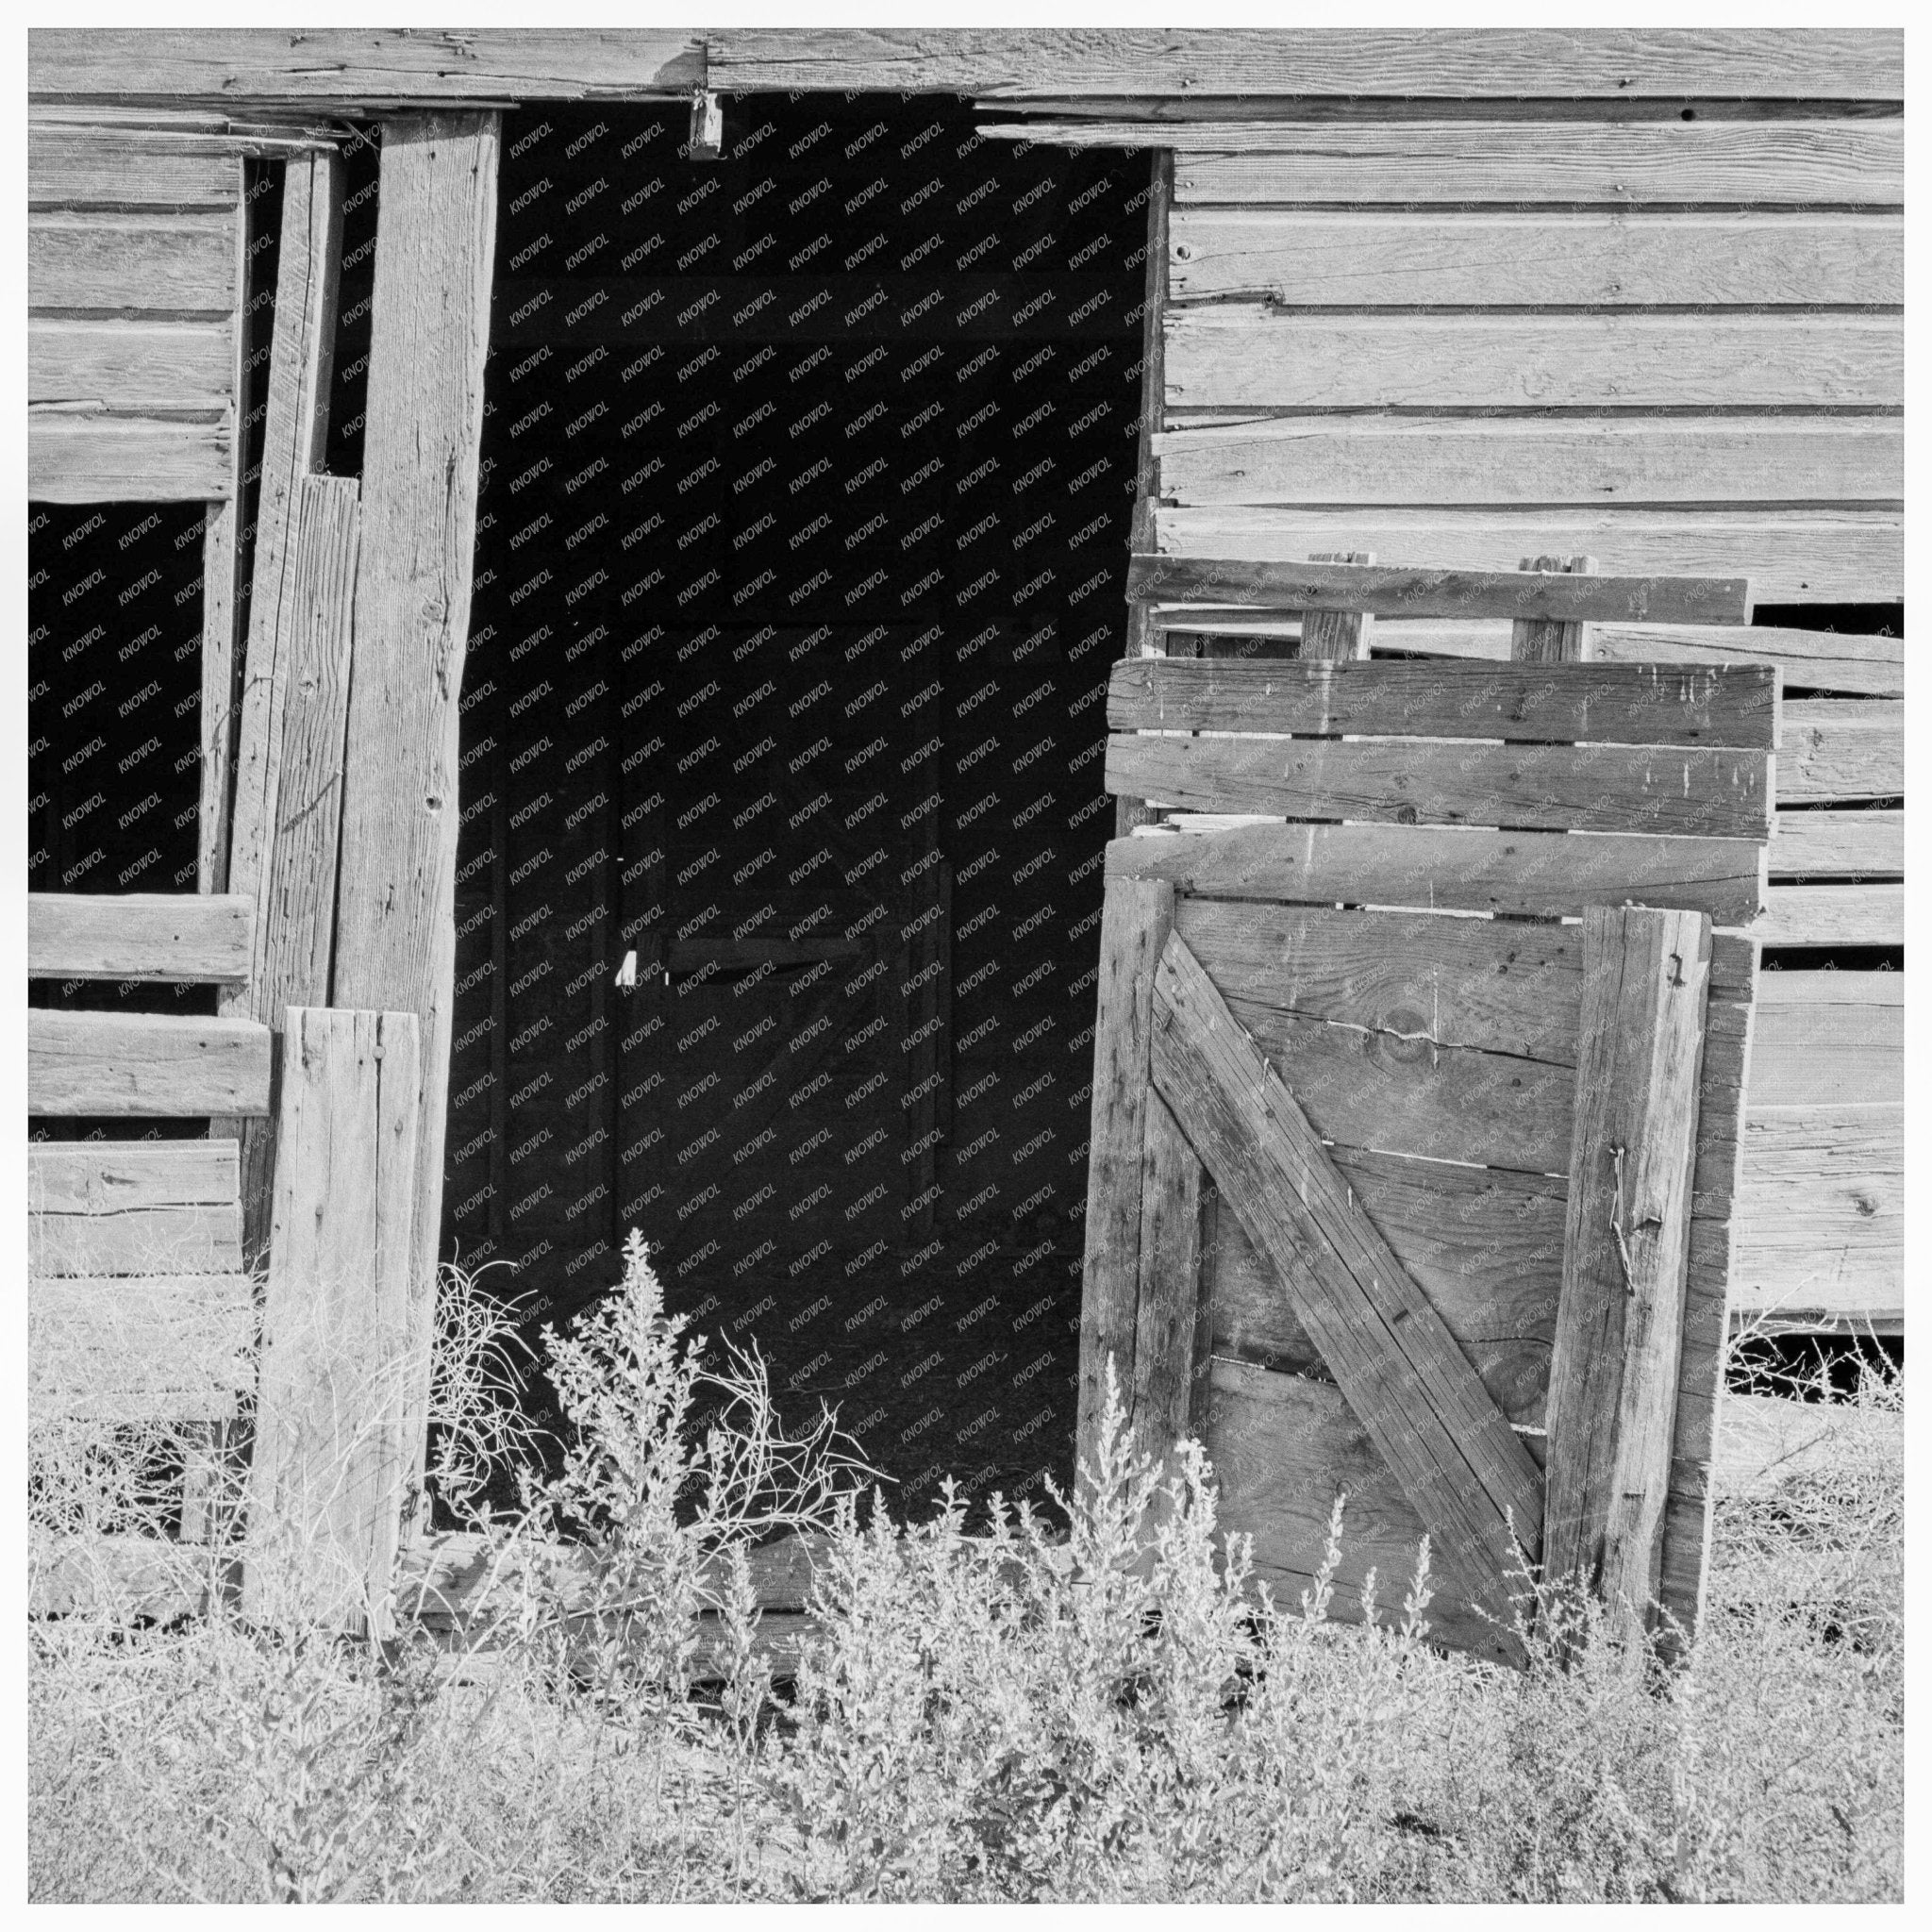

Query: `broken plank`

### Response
(1127, 551, 1752, 626)
(1109, 822, 1766, 926)
(1107, 733, 1772, 841)
(28, 1010, 272, 1116)
(28, 892, 254, 982)
(1108, 656, 1777, 747)
(1149, 929, 1544, 1631)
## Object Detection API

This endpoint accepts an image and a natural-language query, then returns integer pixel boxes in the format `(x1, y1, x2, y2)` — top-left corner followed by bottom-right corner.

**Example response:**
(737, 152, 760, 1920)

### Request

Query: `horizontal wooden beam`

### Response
(30, 318, 235, 410)
(1152, 506, 1898, 607)
(29, 127, 243, 208)
(1166, 209, 1903, 308)
(28, 411, 233, 503)
(1154, 416, 1901, 509)
(1110, 823, 1766, 925)
(1165, 311, 1901, 413)
(1161, 118, 1902, 201)
(28, 1139, 240, 1213)
(1747, 973, 1901, 1108)
(28, 1010, 272, 1116)
(1769, 809, 1902, 879)
(29, 209, 237, 314)
(1128, 553, 1752, 626)
(29, 893, 254, 982)
(29, 28, 704, 103)
(708, 29, 1902, 99)
(1109, 657, 1776, 748)
(29, 1271, 255, 1423)
(1757, 883, 1902, 947)
(1107, 734, 1773, 841)
(1591, 623, 1902, 699)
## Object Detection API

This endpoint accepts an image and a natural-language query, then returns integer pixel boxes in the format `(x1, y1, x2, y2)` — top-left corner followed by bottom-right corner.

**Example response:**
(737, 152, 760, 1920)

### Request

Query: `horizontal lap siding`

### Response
(26, 127, 243, 503)
(1154, 97, 1902, 1333)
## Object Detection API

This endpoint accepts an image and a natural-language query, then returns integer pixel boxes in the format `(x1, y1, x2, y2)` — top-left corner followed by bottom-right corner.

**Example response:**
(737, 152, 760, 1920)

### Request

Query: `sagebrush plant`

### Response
(28, 1232, 1903, 1902)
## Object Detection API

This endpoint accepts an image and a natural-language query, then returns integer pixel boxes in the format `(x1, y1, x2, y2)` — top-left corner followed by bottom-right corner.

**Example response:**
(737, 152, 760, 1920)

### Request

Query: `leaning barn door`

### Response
(1079, 554, 1773, 1663)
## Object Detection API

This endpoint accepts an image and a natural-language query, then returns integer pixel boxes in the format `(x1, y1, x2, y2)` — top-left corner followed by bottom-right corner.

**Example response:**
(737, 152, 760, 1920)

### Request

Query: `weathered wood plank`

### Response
(1296, 548, 1372, 662)
(28, 892, 254, 982)
(1076, 877, 1174, 1474)
(1151, 931, 1545, 1635)
(28, 1010, 272, 1116)
(327, 117, 498, 1540)
(1730, 1103, 1901, 1321)
(708, 29, 1902, 99)
(29, 318, 235, 409)
(27, 412, 233, 503)
(1110, 823, 1766, 926)
(1155, 416, 1901, 510)
(234, 476, 360, 1254)
(1174, 898, 1583, 1062)
(1509, 554, 1597, 667)
(1201, 1358, 1514, 1663)
(30, 28, 704, 101)
(1746, 973, 1902, 1108)
(1545, 907, 1710, 1640)
(1775, 700, 1903, 803)
(27, 1139, 239, 1214)
(1656, 936, 1756, 1648)
(1107, 735, 1773, 841)
(30, 1203, 242, 1278)
(246, 1008, 421, 1637)
(1769, 809, 1903, 878)
(28, 126, 244, 208)
(1166, 208, 1903, 308)
(1153, 505, 1901, 606)
(28, 210, 237, 313)
(1757, 883, 1902, 947)
(1591, 621, 1903, 698)
(1166, 119, 1903, 202)
(1165, 310, 1901, 413)
(1128, 552, 1750, 627)
(1207, 1148, 1565, 1426)
(1130, 1091, 1207, 1468)
(1115, 658, 1778, 749)
(29, 1272, 255, 1423)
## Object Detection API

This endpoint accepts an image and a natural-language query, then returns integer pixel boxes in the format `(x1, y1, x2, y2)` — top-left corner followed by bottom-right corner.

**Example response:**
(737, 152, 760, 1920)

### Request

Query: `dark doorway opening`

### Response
(448, 96, 1150, 1516)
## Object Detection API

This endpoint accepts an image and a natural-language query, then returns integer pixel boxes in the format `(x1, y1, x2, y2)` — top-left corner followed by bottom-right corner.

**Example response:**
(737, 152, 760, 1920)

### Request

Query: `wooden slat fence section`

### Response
(246, 1008, 422, 1638)
(28, 1010, 273, 1116)
(28, 892, 254, 982)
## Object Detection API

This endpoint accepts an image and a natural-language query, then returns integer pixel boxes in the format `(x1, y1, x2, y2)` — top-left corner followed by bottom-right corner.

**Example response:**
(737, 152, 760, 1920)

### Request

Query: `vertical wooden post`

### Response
(1544, 904, 1711, 1642)
(330, 114, 499, 1545)
(1130, 1089, 1206, 1470)
(1511, 554, 1599, 664)
(245, 1008, 421, 1638)
(197, 155, 253, 895)
(1299, 549, 1374, 660)
(219, 150, 346, 1258)
(1076, 874, 1174, 1477)
(1115, 148, 1173, 840)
